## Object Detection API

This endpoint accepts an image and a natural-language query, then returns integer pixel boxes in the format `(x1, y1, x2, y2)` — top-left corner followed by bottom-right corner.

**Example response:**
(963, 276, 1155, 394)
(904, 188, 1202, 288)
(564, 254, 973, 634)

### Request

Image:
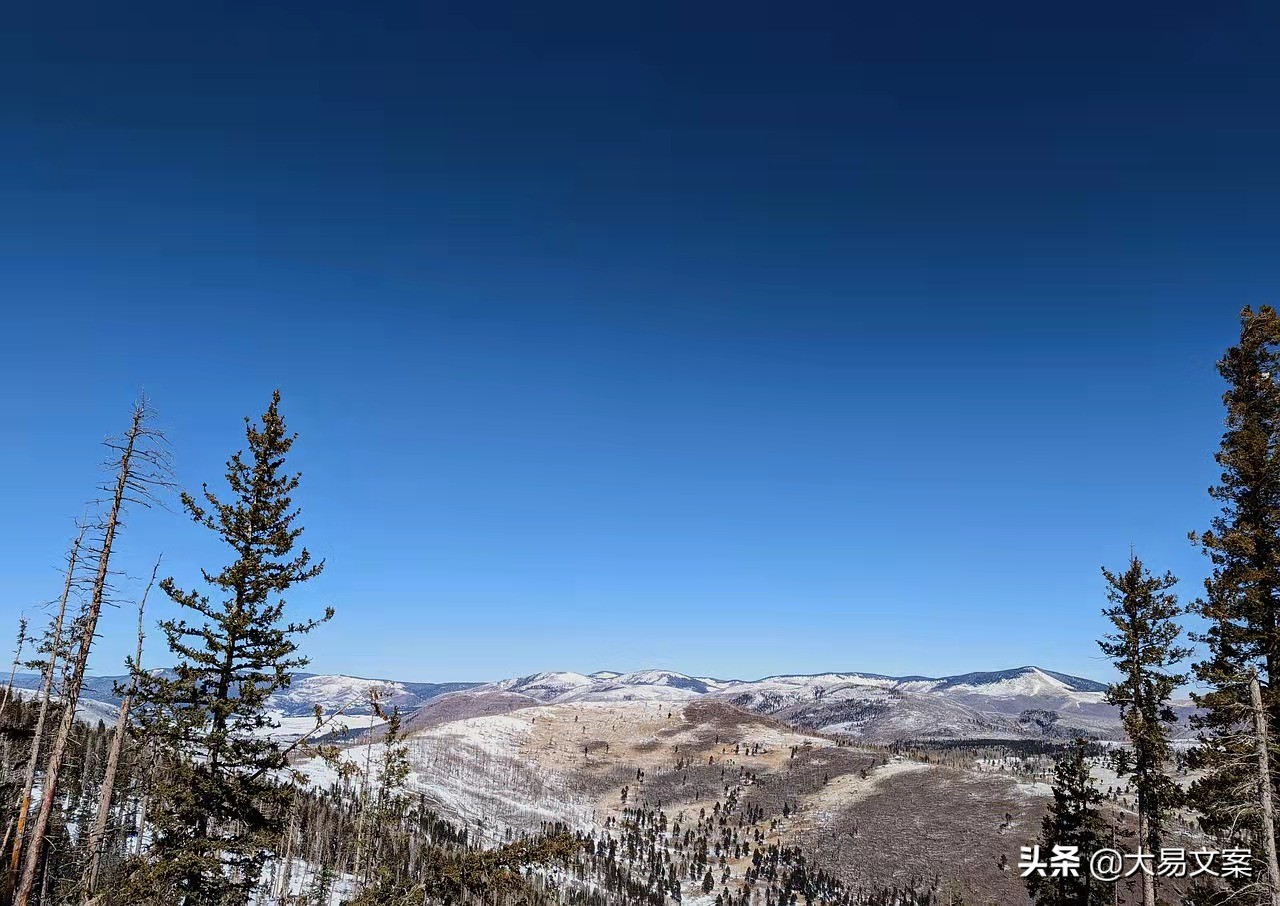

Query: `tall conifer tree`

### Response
(1189, 306, 1280, 904)
(127, 391, 333, 905)
(1098, 553, 1189, 906)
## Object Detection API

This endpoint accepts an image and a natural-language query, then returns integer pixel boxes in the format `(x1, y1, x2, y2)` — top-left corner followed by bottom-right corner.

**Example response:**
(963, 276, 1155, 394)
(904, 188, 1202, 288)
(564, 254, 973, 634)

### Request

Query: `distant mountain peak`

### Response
(931, 665, 1108, 694)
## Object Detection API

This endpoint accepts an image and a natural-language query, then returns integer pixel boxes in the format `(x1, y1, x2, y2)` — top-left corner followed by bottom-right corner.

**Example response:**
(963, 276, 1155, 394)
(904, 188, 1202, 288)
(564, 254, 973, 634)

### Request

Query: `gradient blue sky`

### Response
(2, 1, 1277, 683)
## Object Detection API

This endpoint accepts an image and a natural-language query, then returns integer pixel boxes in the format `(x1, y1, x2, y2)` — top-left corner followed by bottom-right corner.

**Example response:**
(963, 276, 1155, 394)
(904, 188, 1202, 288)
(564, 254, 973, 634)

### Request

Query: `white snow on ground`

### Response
(563, 684, 704, 702)
(265, 713, 387, 742)
(249, 856, 356, 906)
(805, 757, 934, 822)
(294, 711, 596, 843)
(1013, 781, 1054, 799)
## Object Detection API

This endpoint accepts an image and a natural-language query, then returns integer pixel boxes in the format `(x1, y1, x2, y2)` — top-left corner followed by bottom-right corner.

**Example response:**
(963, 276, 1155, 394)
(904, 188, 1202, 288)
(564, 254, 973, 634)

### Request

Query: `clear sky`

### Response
(2, 1, 1277, 683)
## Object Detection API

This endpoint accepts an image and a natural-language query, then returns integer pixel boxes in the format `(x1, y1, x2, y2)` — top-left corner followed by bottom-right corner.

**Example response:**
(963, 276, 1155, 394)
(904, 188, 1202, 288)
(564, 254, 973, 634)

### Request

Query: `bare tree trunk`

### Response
(133, 739, 153, 858)
(7, 527, 86, 894)
(84, 555, 159, 897)
(35, 850, 48, 906)
(273, 807, 296, 902)
(1251, 672, 1280, 906)
(1136, 807, 1155, 906)
(15, 402, 169, 906)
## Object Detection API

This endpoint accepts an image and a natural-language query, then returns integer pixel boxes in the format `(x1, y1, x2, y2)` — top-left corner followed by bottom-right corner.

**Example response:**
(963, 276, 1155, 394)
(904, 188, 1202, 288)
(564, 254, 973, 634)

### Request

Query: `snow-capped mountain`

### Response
(487, 665, 1103, 704)
(494, 669, 727, 702)
(6, 671, 479, 739)
(10, 664, 1191, 742)
(928, 666, 1107, 694)
(710, 666, 1137, 741)
(466, 665, 1191, 742)
(265, 673, 478, 717)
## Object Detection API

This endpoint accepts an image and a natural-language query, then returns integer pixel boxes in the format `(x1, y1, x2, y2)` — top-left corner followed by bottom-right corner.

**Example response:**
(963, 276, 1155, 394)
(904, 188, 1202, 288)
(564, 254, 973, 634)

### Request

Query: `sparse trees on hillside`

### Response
(1097, 553, 1190, 906)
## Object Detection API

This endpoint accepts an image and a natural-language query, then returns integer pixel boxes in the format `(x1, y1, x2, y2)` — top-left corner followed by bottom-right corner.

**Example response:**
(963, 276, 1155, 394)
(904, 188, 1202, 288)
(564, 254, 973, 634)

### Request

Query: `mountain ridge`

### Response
(8, 662, 1106, 695)
(8, 664, 1147, 742)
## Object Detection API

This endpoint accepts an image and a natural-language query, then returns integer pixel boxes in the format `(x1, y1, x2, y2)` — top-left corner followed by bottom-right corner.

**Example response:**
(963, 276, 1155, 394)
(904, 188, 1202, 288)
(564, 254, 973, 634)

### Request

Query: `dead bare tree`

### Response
(14, 399, 172, 906)
(1250, 672, 1280, 906)
(271, 807, 298, 903)
(1188, 672, 1280, 906)
(84, 553, 161, 896)
(4, 525, 88, 889)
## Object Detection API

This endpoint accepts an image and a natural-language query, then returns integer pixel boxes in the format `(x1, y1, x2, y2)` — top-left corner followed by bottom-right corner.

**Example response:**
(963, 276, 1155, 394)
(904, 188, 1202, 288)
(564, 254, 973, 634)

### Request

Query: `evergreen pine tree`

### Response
(1097, 553, 1190, 906)
(126, 391, 333, 905)
(1188, 306, 1280, 904)
(1, 616, 29, 715)
(307, 859, 335, 906)
(377, 705, 411, 824)
(1026, 738, 1110, 906)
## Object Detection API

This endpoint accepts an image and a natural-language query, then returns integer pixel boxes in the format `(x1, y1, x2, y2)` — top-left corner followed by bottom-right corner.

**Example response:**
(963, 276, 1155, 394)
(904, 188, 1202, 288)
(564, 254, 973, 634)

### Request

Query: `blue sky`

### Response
(1, 0, 1277, 683)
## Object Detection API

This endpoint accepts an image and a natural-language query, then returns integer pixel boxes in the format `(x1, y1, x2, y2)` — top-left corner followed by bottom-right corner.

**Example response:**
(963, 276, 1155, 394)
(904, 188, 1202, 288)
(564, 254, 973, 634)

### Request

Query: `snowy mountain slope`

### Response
(712, 666, 1134, 741)
(266, 673, 477, 717)
(10, 670, 475, 714)
(399, 689, 541, 735)
(13, 663, 1193, 742)
(558, 670, 728, 701)
(297, 698, 854, 843)
(468, 665, 1192, 742)
(719, 683, 1029, 740)
(8, 685, 120, 726)
(296, 696, 1057, 905)
(930, 666, 1108, 695)
(492, 671, 598, 700)
(296, 709, 601, 842)
(493, 669, 731, 702)
(6, 671, 480, 739)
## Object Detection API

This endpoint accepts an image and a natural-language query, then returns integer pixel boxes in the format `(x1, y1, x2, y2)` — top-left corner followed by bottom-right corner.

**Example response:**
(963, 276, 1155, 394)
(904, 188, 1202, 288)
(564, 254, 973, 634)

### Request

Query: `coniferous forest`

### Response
(6, 308, 1280, 906)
